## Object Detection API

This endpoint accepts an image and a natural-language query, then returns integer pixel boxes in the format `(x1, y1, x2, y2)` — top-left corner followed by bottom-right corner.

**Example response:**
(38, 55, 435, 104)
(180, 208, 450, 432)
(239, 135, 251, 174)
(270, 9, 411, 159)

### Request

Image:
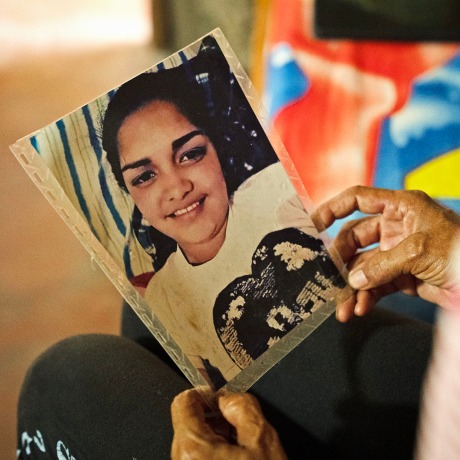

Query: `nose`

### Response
(162, 170, 193, 201)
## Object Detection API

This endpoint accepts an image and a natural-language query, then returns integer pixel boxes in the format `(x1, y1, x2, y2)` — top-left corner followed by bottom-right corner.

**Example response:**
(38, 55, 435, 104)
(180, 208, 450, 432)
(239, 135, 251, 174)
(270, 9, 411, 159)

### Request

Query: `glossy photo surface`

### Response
(11, 30, 348, 392)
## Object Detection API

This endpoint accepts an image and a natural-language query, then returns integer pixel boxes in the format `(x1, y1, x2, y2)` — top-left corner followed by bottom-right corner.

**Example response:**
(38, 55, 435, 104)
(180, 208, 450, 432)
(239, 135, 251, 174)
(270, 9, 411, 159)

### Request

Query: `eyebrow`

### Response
(172, 129, 203, 153)
(120, 129, 204, 173)
(121, 158, 151, 173)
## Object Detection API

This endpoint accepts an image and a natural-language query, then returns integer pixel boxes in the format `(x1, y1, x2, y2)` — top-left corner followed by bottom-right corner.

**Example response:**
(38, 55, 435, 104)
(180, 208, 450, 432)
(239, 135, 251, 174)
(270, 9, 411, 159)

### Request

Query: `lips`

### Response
(168, 197, 205, 218)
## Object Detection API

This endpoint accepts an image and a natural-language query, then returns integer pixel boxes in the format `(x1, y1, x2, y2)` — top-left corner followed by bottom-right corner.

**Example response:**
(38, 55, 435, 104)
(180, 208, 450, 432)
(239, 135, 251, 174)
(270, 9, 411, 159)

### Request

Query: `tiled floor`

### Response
(0, 44, 163, 459)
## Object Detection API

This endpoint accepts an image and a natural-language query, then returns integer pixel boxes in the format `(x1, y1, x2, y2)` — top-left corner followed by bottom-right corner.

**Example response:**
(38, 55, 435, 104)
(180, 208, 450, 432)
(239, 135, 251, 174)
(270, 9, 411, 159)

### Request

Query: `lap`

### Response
(252, 308, 433, 459)
(17, 334, 189, 459)
(17, 306, 433, 459)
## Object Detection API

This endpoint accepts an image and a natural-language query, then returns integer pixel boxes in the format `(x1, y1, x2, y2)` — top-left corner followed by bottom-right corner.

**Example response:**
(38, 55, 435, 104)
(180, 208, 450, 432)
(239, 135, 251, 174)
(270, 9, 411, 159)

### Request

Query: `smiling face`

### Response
(118, 101, 229, 264)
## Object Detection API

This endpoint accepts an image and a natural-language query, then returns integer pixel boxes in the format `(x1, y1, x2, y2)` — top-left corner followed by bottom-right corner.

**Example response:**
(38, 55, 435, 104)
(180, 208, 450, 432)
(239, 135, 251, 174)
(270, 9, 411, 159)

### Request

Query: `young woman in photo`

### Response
(102, 38, 343, 387)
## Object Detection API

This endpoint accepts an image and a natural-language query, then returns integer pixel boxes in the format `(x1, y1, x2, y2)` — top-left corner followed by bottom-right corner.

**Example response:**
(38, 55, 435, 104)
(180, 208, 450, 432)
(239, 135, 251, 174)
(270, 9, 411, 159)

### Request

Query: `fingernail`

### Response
(349, 269, 368, 289)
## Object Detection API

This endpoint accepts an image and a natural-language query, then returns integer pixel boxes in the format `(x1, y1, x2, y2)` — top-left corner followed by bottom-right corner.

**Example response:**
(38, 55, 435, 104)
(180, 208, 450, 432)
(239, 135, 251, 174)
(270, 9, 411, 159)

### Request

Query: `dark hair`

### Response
(102, 68, 214, 190)
(102, 36, 278, 270)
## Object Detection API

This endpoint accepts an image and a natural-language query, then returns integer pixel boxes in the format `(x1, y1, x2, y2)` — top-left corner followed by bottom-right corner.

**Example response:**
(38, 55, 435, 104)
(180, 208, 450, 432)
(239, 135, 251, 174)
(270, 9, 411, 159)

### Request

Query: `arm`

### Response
(315, 186, 460, 322)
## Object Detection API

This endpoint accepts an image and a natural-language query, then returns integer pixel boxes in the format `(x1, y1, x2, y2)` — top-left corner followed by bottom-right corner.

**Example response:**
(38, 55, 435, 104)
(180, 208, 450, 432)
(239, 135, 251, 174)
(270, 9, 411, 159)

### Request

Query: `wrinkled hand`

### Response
(171, 389, 287, 460)
(316, 186, 460, 321)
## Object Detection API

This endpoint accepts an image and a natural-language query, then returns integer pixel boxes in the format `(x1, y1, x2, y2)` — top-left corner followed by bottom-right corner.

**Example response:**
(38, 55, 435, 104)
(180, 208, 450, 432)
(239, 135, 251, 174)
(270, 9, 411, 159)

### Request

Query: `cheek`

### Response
(128, 187, 162, 223)
(209, 161, 228, 197)
(218, 175, 228, 201)
(209, 171, 228, 208)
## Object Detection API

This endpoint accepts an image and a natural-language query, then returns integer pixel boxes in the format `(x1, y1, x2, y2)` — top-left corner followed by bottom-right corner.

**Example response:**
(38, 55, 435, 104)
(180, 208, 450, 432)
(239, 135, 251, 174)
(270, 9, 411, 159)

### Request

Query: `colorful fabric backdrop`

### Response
(263, 0, 460, 224)
(28, 45, 206, 280)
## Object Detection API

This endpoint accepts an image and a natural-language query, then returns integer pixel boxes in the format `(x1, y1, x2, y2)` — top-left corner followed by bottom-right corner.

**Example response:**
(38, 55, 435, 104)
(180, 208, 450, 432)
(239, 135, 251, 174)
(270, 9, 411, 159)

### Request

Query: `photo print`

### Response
(11, 29, 349, 393)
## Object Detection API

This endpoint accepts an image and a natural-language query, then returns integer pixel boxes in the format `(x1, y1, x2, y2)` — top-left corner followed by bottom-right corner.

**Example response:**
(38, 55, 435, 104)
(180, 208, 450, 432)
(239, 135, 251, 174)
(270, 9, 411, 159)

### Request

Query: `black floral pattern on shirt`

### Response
(213, 228, 345, 369)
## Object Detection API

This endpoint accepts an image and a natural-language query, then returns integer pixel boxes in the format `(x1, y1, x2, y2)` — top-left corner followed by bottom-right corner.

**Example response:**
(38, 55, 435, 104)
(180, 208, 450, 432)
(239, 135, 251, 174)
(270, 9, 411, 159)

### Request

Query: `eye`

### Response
(179, 146, 206, 163)
(131, 170, 156, 187)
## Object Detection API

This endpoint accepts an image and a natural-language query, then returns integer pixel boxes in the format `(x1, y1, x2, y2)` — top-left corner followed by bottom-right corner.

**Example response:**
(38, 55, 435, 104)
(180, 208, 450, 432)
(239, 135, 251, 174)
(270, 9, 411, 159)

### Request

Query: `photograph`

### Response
(13, 31, 346, 390)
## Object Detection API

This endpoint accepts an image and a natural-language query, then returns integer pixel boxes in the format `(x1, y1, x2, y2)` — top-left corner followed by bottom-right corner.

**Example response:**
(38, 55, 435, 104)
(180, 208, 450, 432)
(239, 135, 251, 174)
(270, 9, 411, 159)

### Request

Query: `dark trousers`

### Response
(17, 305, 433, 459)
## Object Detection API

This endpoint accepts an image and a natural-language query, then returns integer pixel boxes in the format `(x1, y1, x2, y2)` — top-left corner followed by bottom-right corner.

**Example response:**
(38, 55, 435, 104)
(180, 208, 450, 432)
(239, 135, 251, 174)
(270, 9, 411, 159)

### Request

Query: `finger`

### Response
(337, 283, 393, 320)
(218, 393, 276, 449)
(315, 186, 399, 228)
(336, 292, 357, 323)
(333, 215, 381, 263)
(335, 246, 379, 322)
(348, 233, 425, 290)
(337, 271, 414, 320)
(393, 273, 418, 297)
(354, 290, 377, 317)
(354, 283, 398, 316)
(337, 286, 394, 320)
(171, 390, 220, 441)
(346, 247, 380, 272)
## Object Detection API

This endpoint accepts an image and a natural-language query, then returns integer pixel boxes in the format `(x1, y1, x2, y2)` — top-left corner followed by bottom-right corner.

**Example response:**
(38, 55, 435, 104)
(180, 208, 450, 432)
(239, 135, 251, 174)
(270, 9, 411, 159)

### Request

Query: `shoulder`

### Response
(230, 162, 317, 236)
(232, 162, 294, 205)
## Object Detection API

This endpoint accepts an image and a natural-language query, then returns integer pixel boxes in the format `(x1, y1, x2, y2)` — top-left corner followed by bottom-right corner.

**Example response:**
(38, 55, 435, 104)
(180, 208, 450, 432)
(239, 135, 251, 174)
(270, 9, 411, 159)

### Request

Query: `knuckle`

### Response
(171, 394, 182, 408)
(243, 392, 260, 406)
(175, 439, 205, 460)
(441, 206, 460, 225)
(224, 392, 247, 410)
(171, 393, 187, 411)
(405, 234, 426, 263)
(351, 185, 367, 194)
(257, 423, 282, 451)
(410, 189, 429, 200)
(366, 257, 386, 281)
(391, 189, 430, 218)
(231, 392, 259, 410)
(348, 185, 369, 203)
(405, 189, 431, 207)
(340, 218, 359, 232)
(232, 392, 249, 404)
(250, 419, 271, 444)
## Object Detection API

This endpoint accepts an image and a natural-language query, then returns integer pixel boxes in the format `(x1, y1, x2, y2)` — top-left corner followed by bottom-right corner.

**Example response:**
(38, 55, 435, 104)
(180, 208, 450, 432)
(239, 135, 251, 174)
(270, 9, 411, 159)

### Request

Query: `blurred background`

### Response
(0, 1, 151, 457)
(2, 0, 460, 458)
(0, 1, 256, 457)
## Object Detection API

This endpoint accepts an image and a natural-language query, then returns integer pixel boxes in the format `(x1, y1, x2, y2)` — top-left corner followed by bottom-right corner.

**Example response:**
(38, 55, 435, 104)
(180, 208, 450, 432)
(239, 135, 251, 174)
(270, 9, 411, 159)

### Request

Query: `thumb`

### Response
(218, 393, 288, 460)
(218, 393, 270, 448)
(348, 233, 426, 290)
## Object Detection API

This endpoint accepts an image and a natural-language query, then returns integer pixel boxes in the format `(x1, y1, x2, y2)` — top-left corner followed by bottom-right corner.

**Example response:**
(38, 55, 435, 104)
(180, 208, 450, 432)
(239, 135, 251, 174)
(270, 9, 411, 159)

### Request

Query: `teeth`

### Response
(173, 200, 200, 217)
